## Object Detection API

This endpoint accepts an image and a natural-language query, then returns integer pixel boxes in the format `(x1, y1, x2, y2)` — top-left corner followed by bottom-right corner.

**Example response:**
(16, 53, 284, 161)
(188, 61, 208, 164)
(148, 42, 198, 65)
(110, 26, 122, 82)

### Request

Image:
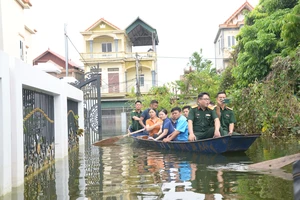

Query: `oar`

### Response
(248, 153, 300, 170)
(93, 128, 145, 146)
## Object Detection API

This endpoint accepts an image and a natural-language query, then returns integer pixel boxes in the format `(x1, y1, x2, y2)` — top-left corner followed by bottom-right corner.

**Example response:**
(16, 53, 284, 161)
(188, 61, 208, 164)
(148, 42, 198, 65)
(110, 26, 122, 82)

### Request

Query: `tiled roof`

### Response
(85, 18, 121, 31)
(33, 49, 80, 68)
(222, 1, 254, 25)
(22, 0, 32, 6)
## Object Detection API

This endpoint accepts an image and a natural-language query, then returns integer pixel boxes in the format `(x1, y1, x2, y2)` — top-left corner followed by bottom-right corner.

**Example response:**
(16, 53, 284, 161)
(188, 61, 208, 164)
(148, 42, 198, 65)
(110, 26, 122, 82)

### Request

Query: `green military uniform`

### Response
(130, 110, 143, 132)
(188, 106, 223, 140)
(216, 106, 239, 135)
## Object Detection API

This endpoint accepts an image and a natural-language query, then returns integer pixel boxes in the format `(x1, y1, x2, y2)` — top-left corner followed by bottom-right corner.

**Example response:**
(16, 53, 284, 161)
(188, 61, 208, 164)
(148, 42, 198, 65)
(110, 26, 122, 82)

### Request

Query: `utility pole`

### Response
(64, 23, 69, 77)
(135, 52, 141, 97)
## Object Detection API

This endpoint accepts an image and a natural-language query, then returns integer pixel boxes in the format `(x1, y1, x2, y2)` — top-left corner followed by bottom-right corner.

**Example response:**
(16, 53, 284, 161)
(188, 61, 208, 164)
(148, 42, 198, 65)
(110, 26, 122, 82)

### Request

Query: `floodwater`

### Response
(2, 132, 299, 200)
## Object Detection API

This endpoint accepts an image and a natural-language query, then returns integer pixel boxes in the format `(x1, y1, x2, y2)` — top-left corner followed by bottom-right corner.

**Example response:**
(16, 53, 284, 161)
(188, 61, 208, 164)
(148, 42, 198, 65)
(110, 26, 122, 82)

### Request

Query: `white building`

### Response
(0, 0, 36, 64)
(214, 1, 254, 72)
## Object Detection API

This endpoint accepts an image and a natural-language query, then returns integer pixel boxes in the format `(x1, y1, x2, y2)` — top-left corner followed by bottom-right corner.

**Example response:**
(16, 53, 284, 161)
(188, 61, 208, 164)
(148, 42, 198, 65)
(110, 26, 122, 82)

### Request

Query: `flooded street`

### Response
(2, 132, 299, 200)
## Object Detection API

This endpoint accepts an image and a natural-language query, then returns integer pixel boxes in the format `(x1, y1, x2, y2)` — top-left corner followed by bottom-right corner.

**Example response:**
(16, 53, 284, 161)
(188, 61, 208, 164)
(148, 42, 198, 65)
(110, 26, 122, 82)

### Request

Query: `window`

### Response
(139, 74, 144, 87)
(20, 41, 24, 60)
(108, 68, 119, 72)
(228, 36, 236, 48)
(232, 36, 235, 46)
(90, 67, 102, 73)
(102, 43, 112, 52)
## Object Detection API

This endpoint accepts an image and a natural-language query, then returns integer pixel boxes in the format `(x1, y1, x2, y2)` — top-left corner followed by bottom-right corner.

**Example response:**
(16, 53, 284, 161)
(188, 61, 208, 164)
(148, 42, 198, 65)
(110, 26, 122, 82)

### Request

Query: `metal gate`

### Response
(71, 65, 102, 143)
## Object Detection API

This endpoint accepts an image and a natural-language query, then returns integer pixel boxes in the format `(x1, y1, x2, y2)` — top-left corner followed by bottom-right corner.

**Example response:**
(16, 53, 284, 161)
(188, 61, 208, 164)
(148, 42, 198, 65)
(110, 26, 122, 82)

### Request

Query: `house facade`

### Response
(33, 49, 84, 80)
(214, 1, 253, 72)
(0, 0, 36, 64)
(80, 18, 159, 110)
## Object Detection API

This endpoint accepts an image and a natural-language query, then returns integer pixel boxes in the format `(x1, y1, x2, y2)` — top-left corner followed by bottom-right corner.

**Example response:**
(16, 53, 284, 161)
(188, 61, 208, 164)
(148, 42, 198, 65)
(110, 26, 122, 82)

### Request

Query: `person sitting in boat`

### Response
(182, 105, 191, 119)
(145, 108, 163, 137)
(163, 107, 189, 142)
(169, 112, 177, 128)
(188, 92, 223, 141)
(151, 109, 175, 141)
(215, 91, 239, 135)
(139, 100, 159, 129)
(128, 100, 144, 133)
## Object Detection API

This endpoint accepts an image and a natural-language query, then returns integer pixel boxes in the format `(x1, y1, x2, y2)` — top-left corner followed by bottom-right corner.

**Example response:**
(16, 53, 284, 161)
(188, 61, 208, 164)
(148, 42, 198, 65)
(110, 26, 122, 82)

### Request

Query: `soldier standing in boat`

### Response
(188, 92, 223, 141)
(215, 91, 239, 135)
(128, 100, 144, 133)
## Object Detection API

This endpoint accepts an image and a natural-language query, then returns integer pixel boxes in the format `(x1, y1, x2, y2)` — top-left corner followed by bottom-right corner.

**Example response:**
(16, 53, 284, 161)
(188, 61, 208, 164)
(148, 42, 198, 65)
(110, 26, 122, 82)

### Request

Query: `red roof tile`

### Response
(222, 1, 254, 25)
(22, 0, 32, 6)
(33, 49, 80, 68)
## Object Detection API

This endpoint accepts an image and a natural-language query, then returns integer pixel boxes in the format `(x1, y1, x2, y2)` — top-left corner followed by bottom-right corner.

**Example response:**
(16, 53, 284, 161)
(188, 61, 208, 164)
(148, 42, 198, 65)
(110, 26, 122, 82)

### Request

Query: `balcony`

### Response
(80, 51, 156, 63)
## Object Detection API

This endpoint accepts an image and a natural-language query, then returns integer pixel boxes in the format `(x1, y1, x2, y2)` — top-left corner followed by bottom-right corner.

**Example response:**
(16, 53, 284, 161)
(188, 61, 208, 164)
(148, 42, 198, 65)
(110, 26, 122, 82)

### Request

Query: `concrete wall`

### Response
(0, 50, 84, 196)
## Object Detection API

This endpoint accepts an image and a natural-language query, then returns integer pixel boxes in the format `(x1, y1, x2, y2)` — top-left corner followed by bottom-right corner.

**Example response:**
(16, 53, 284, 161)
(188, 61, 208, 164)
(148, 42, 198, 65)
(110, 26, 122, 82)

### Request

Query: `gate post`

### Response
(97, 75, 102, 139)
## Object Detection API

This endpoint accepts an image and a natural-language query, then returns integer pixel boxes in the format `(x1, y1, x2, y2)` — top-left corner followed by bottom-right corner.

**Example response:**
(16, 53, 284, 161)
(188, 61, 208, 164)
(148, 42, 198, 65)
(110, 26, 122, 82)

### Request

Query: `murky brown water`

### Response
(2, 134, 299, 200)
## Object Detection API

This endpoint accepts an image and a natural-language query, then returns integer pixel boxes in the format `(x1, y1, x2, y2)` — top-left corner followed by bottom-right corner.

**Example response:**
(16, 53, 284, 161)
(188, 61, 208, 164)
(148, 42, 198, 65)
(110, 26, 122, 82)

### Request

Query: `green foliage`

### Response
(230, 53, 300, 136)
(281, 3, 300, 49)
(176, 49, 221, 99)
(219, 65, 235, 92)
(233, 1, 295, 88)
(127, 85, 178, 113)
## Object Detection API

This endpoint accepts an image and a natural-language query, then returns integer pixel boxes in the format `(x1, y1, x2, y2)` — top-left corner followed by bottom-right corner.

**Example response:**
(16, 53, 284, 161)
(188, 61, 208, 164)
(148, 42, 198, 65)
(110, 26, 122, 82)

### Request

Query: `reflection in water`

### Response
(2, 135, 294, 200)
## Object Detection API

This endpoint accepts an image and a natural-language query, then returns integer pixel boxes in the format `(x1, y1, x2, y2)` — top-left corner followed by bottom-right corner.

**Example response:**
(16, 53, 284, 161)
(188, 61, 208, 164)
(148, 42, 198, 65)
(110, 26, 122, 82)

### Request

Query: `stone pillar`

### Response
(10, 58, 24, 188)
(55, 158, 69, 199)
(54, 91, 68, 159)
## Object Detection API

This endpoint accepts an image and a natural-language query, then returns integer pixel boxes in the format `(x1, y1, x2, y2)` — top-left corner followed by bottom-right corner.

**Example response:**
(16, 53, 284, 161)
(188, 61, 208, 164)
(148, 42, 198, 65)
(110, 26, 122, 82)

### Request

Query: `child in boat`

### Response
(151, 109, 175, 141)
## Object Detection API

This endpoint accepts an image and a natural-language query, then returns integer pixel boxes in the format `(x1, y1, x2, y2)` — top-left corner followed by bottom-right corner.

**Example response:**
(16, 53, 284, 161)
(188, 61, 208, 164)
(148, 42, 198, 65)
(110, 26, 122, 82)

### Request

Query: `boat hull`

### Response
(131, 133, 260, 154)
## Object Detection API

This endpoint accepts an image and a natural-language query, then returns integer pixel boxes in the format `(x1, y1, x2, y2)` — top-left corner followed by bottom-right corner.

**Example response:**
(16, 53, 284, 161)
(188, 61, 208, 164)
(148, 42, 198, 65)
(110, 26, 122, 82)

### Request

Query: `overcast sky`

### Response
(28, 0, 259, 85)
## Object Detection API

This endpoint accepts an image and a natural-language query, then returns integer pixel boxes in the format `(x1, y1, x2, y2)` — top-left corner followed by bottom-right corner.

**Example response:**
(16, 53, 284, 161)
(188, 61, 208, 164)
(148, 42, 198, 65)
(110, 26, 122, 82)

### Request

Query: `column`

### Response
(10, 58, 24, 188)
(151, 70, 156, 87)
(54, 90, 68, 159)
(114, 39, 118, 57)
(89, 40, 93, 58)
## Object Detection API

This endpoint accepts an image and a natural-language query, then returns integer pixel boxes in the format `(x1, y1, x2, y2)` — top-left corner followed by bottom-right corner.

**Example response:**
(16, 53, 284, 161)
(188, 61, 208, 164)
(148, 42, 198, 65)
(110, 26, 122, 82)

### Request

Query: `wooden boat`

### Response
(130, 132, 261, 154)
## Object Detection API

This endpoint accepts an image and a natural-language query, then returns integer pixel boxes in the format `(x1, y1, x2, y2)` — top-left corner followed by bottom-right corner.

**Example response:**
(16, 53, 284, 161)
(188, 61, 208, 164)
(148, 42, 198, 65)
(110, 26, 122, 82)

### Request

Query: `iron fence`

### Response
(23, 88, 54, 176)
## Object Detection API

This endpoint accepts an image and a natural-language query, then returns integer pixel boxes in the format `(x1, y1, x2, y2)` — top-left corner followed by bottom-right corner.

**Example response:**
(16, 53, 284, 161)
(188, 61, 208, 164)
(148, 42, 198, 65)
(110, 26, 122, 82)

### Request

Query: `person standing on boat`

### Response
(139, 100, 159, 128)
(163, 107, 189, 142)
(188, 92, 223, 141)
(152, 109, 175, 141)
(128, 100, 144, 133)
(215, 91, 238, 135)
(145, 108, 162, 137)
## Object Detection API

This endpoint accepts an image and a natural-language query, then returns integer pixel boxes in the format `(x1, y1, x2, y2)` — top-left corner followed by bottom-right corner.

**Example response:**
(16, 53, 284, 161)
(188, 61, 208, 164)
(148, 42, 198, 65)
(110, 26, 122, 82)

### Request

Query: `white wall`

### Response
(0, 0, 34, 64)
(0, 51, 12, 196)
(0, 50, 84, 196)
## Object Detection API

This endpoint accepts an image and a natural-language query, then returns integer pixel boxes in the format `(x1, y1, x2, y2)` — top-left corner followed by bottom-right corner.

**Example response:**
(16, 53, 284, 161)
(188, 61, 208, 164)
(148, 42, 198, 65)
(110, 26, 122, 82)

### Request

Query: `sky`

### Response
(28, 0, 259, 86)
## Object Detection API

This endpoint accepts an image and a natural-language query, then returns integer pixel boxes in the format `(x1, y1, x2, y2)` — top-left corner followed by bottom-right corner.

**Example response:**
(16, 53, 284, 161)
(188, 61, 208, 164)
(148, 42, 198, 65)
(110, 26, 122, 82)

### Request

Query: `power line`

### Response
(66, 34, 89, 65)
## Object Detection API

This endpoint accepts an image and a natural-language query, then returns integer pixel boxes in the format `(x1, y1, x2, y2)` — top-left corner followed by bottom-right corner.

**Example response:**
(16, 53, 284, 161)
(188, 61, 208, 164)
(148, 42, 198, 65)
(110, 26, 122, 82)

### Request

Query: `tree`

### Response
(232, 0, 297, 88)
(176, 49, 221, 99)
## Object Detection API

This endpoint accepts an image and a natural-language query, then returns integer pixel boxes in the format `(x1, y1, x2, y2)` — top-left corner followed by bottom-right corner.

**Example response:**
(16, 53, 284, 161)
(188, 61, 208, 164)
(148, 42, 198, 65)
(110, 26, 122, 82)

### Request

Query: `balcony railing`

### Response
(80, 51, 156, 60)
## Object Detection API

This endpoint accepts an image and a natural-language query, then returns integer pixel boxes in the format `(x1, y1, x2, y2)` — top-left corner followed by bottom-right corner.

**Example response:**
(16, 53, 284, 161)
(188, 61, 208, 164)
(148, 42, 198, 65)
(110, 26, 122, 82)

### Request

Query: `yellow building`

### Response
(80, 18, 158, 100)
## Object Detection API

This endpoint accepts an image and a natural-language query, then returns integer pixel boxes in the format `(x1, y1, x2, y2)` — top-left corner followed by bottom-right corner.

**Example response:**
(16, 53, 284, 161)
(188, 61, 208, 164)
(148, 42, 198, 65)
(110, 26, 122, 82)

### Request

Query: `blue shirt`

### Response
(162, 118, 175, 138)
(174, 115, 189, 141)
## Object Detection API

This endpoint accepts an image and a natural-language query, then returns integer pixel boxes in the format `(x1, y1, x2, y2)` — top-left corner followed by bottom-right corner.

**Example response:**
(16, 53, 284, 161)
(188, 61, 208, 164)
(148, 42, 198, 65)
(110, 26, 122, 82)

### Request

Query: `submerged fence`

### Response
(23, 88, 55, 176)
